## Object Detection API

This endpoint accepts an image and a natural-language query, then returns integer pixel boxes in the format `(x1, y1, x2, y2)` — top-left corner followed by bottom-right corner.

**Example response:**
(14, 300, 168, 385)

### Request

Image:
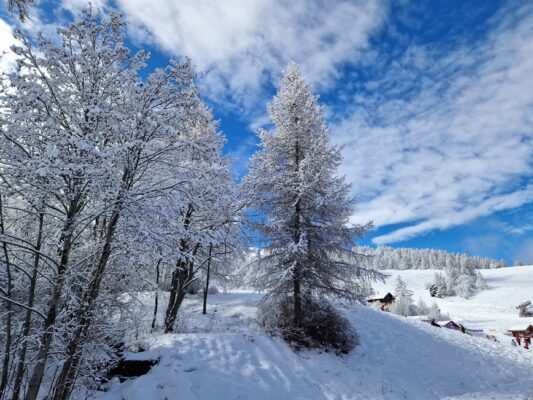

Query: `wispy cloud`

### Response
(332, 3, 533, 244)
(0, 18, 19, 72)
(112, 0, 387, 115)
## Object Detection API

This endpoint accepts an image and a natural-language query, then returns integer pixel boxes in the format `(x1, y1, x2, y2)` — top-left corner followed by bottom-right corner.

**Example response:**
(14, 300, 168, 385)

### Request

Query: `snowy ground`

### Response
(373, 265, 533, 342)
(92, 267, 533, 400)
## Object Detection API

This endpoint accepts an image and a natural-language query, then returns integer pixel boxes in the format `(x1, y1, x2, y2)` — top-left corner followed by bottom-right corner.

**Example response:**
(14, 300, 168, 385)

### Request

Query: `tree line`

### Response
(357, 246, 506, 270)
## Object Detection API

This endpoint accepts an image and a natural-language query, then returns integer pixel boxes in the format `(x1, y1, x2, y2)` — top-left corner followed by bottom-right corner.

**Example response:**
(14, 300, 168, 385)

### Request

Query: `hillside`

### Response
(373, 265, 533, 342)
(93, 268, 533, 400)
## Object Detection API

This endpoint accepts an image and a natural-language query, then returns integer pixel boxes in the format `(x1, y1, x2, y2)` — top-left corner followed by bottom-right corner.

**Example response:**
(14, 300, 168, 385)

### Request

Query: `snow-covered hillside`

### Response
(94, 273, 533, 400)
(373, 265, 533, 342)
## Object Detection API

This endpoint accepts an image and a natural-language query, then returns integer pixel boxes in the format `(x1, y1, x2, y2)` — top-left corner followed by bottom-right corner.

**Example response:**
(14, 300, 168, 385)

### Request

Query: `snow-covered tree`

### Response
(244, 63, 379, 348)
(428, 272, 448, 298)
(390, 276, 415, 316)
(162, 105, 242, 333)
(417, 298, 429, 315)
(0, 9, 238, 398)
(356, 246, 506, 270)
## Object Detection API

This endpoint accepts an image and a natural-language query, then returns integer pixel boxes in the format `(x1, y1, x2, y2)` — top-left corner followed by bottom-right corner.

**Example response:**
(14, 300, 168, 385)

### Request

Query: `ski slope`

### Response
(373, 265, 533, 342)
(93, 275, 533, 400)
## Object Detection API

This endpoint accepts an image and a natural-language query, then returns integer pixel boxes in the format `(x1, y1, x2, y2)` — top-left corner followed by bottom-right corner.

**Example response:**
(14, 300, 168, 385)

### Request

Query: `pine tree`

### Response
(429, 272, 447, 298)
(390, 276, 415, 316)
(244, 63, 378, 332)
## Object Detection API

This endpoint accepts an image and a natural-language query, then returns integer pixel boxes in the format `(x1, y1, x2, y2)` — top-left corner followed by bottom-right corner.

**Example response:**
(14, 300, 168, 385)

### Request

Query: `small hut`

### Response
(367, 292, 395, 311)
(508, 324, 533, 338)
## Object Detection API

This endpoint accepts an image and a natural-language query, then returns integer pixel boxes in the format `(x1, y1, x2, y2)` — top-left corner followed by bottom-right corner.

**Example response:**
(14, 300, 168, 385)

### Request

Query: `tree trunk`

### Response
(164, 204, 194, 333)
(292, 122, 302, 327)
(0, 195, 13, 400)
(202, 244, 213, 315)
(12, 210, 44, 400)
(151, 259, 161, 331)
(25, 199, 79, 400)
(52, 204, 123, 400)
(164, 257, 188, 333)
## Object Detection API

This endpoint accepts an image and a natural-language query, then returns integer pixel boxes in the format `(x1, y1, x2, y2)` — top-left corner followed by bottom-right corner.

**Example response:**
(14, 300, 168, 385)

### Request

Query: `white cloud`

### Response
(331, 4, 533, 244)
(0, 18, 19, 73)
(113, 0, 387, 113)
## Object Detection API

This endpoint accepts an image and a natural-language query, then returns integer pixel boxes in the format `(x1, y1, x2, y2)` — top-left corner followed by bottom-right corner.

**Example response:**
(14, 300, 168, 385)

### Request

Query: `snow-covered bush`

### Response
(258, 295, 358, 355)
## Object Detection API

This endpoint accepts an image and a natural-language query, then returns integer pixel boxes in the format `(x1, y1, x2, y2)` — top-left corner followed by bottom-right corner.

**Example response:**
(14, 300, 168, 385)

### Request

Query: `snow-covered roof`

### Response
(508, 325, 533, 331)
(439, 320, 461, 326)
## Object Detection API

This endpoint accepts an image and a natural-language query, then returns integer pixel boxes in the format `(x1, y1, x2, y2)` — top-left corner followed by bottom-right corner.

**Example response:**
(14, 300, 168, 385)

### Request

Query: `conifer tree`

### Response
(244, 63, 378, 330)
(390, 276, 415, 316)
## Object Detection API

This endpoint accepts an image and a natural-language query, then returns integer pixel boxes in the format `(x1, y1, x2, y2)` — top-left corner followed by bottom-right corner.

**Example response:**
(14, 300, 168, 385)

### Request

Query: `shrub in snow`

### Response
(258, 295, 358, 355)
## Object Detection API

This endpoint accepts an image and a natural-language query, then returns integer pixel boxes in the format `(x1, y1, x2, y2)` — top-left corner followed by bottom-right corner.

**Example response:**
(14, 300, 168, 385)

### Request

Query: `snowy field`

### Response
(93, 267, 533, 400)
(373, 265, 533, 342)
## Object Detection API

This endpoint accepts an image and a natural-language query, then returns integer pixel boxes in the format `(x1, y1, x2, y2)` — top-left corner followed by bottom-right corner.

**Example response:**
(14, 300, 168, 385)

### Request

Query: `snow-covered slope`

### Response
(94, 281, 533, 400)
(373, 265, 533, 341)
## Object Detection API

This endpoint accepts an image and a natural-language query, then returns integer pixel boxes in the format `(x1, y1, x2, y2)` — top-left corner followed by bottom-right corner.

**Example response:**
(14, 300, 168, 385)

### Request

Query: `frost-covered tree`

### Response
(244, 63, 378, 348)
(356, 246, 506, 270)
(390, 276, 415, 316)
(428, 272, 447, 298)
(417, 298, 429, 315)
(0, 9, 236, 399)
(474, 271, 487, 291)
(454, 274, 474, 299)
(162, 105, 242, 333)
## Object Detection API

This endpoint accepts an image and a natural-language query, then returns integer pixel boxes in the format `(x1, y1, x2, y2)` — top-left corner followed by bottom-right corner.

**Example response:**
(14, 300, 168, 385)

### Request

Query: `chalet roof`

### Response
(508, 325, 533, 332)
(439, 320, 461, 327)
(367, 292, 395, 302)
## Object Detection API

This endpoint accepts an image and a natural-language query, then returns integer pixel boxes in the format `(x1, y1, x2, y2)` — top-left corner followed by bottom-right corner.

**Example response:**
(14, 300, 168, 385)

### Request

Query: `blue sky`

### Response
(1, 0, 532, 264)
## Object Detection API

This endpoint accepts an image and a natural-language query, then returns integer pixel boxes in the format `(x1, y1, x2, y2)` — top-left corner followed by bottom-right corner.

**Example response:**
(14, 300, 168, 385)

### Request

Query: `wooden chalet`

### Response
(367, 292, 395, 311)
(508, 324, 533, 338)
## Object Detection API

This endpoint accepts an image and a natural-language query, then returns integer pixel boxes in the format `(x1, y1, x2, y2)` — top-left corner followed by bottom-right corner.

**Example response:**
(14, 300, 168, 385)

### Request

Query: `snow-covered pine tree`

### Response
(428, 272, 447, 298)
(244, 63, 378, 350)
(390, 276, 415, 316)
